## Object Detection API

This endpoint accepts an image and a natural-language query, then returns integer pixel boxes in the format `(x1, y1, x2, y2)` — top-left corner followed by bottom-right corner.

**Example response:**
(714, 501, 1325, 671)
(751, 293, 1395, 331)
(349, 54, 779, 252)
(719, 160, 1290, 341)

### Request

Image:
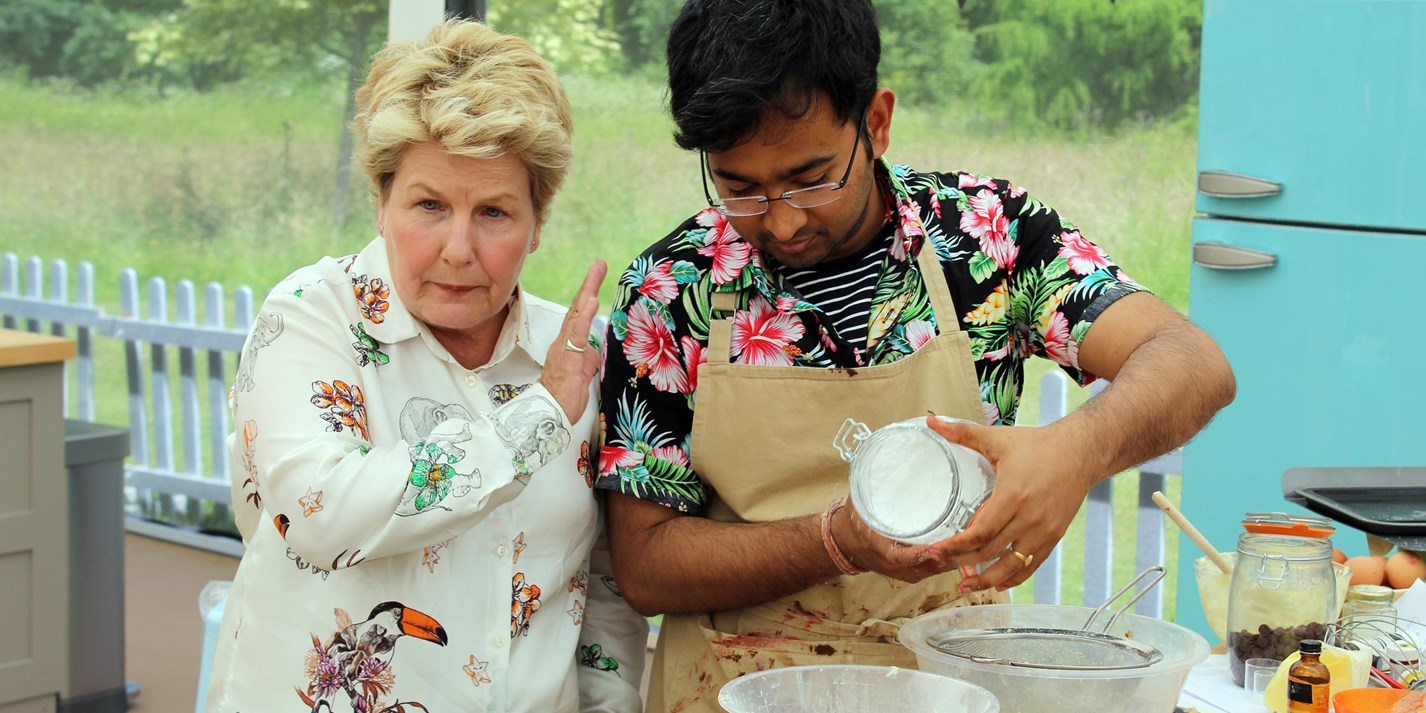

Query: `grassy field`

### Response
(1, 71, 1195, 617)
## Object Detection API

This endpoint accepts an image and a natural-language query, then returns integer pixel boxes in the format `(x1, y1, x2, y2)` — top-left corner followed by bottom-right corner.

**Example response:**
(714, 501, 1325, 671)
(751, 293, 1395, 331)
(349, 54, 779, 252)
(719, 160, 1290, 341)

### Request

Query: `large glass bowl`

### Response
(717, 664, 1000, 713)
(900, 604, 1209, 713)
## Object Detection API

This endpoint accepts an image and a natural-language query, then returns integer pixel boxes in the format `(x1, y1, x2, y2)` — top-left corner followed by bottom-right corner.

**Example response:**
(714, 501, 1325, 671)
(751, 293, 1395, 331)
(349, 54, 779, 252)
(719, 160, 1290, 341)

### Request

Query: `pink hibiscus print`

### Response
(891, 203, 924, 261)
(730, 296, 805, 366)
(598, 446, 644, 479)
(695, 209, 752, 285)
(624, 301, 689, 393)
(983, 340, 1013, 362)
(961, 190, 1017, 270)
(680, 335, 707, 393)
(981, 400, 1002, 426)
(651, 445, 689, 468)
(638, 261, 679, 304)
(905, 320, 937, 351)
(1058, 230, 1110, 275)
(959, 173, 997, 190)
(1040, 311, 1079, 369)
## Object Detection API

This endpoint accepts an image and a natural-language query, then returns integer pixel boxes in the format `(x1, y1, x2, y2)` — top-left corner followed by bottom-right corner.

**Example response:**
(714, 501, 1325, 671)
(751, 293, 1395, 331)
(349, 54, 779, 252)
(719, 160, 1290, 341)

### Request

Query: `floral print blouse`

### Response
(595, 160, 1145, 515)
(210, 238, 647, 712)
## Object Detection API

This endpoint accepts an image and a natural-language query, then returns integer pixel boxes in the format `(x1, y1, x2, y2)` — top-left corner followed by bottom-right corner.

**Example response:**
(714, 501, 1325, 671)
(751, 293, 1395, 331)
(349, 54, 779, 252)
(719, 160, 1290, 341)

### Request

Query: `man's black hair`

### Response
(666, 0, 880, 153)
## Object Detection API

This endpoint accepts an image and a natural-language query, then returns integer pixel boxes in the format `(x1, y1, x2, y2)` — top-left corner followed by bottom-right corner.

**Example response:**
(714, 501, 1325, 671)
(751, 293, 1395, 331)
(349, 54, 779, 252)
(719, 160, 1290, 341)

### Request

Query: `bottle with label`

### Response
(1287, 639, 1330, 713)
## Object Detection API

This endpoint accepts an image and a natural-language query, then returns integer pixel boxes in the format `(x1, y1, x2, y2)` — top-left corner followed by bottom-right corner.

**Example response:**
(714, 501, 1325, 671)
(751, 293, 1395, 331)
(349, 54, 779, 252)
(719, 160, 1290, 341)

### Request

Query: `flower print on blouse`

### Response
(351, 274, 391, 324)
(597, 160, 1147, 515)
(488, 382, 533, 406)
(209, 238, 647, 712)
(239, 419, 261, 510)
(396, 398, 481, 517)
(350, 322, 390, 368)
(580, 644, 621, 676)
(511, 572, 542, 638)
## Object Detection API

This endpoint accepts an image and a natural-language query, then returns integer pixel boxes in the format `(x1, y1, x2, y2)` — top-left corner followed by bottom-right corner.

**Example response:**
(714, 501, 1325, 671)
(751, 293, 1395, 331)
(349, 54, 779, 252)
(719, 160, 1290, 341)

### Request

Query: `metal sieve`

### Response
(928, 566, 1167, 671)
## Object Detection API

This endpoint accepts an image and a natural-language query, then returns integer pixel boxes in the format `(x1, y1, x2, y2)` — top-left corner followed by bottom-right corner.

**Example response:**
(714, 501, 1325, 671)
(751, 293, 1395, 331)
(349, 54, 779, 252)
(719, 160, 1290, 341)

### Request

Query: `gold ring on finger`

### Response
(563, 338, 587, 353)
(1009, 547, 1033, 568)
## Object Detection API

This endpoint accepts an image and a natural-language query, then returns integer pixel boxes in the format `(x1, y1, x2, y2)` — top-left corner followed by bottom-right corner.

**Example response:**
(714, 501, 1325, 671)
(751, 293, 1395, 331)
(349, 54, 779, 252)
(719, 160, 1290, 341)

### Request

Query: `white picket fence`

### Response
(0, 250, 1182, 616)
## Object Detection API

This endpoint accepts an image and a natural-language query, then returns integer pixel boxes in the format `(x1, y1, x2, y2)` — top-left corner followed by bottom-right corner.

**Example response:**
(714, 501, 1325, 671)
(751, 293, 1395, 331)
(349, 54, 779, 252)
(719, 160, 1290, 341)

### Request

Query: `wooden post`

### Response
(446, 0, 487, 21)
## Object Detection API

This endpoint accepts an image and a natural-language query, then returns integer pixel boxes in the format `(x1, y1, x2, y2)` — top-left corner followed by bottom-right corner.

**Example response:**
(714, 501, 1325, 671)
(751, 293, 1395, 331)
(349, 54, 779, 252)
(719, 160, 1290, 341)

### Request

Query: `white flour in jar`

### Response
(858, 427, 993, 543)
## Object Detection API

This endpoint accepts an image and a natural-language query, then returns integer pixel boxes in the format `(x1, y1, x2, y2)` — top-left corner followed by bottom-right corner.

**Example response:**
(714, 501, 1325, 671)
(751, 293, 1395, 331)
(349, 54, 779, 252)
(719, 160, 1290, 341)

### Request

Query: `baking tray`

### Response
(1282, 468, 1426, 550)
(1297, 486, 1426, 536)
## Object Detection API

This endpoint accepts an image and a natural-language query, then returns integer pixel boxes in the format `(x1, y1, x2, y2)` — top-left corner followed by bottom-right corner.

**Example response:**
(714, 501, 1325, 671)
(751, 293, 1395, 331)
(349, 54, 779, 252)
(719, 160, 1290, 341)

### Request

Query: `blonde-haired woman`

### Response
(208, 19, 646, 712)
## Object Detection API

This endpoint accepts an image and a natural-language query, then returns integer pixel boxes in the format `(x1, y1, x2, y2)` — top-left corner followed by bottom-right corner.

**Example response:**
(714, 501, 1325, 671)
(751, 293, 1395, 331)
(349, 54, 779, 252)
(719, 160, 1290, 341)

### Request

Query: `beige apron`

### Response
(649, 243, 1009, 713)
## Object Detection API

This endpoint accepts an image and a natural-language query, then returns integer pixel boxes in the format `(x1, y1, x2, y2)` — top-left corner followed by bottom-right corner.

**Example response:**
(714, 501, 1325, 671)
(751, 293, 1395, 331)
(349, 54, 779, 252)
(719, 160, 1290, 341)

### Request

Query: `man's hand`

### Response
(921, 293, 1236, 594)
(830, 496, 959, 584)
(922, 416, 1097, 593)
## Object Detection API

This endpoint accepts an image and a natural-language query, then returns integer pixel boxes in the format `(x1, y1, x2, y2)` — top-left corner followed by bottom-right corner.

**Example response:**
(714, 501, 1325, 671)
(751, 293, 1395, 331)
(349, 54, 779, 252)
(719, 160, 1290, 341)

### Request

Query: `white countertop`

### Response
(1179, 654, 1269, 713)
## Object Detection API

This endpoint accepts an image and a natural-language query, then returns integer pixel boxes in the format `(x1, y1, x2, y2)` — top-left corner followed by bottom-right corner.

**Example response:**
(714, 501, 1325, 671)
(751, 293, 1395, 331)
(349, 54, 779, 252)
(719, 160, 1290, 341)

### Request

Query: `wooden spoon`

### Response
(1152, 491, 1233, 574)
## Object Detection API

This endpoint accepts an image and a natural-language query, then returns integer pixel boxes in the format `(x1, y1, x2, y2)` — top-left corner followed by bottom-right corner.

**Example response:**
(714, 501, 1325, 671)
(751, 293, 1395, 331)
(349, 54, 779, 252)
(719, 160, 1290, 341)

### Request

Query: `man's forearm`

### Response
(1056, 321, 1235, 481)
(610, 499, 843, 615)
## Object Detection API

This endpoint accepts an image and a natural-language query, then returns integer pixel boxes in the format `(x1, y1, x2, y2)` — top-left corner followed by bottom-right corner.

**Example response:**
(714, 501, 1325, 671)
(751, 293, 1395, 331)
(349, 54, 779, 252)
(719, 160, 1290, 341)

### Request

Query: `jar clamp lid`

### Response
(1346, 584, 1396, 603)
(1241, 512, 1336, 539)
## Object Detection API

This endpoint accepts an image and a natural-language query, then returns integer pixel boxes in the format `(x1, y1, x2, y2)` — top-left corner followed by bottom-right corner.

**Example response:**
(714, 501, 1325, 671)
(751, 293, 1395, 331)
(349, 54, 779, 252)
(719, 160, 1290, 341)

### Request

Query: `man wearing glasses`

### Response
(594, 1, 1235, 710)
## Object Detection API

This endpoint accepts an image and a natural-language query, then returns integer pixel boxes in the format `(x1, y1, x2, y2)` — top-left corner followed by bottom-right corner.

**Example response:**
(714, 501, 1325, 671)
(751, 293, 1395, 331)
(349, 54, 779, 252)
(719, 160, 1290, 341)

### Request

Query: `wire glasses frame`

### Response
(700, 110, 867, 217)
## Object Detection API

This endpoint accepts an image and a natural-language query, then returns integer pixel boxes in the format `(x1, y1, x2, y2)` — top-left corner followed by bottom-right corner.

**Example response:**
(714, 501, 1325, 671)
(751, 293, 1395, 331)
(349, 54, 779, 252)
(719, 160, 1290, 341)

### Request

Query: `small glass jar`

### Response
(1226, 533, 1336, 687)
(1341, 584, 1398, 631)
(833, 415, 995, 545)
(1340, 584, 1406, 676)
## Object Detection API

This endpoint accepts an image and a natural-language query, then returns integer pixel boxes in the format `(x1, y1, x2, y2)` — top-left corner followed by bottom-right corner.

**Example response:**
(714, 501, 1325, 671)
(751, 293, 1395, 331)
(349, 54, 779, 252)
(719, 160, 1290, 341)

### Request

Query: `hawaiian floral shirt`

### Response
(211, 238, 646, 712)
(595, 160, 1145, 515)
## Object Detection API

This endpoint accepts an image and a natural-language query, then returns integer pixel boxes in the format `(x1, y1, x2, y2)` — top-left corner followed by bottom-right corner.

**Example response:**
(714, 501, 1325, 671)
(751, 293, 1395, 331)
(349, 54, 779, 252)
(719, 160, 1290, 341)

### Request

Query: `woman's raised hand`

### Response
(540, 260, 607, 421)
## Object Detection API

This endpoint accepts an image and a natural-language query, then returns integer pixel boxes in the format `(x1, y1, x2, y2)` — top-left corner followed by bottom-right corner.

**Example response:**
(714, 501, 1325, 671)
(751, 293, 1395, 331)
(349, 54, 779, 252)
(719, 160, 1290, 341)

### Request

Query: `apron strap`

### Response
(914, 239, 962, 333)
(708, 291, 737, 365)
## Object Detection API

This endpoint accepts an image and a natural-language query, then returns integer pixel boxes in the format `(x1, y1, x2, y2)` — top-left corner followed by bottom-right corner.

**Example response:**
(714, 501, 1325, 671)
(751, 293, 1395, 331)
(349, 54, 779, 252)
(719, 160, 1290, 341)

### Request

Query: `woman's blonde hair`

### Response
(352, 19, 573, 224)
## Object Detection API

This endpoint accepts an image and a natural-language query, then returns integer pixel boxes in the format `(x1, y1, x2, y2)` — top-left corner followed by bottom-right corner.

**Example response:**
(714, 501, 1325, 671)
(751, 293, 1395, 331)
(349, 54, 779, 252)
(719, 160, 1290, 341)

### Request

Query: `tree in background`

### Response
(0, 0, 387, 229)
(603, 0, 680, 72)
(172, 0, 387, 228)
(0, 0, 184, 87)
(876, 1, 982, 110)
(962, 0, 1201, 129)
(486, 0, 622, 74)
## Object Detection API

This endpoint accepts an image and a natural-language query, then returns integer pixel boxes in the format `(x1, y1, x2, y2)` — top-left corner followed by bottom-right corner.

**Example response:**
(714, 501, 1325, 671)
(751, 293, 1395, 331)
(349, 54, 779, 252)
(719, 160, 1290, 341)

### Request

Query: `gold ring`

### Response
(1009, 547, 1033, 568)
(563, 338, 587, 353)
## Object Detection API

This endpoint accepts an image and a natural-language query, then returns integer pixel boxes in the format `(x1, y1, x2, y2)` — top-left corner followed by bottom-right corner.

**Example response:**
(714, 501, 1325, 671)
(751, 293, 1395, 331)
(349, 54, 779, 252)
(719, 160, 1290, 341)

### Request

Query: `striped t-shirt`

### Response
(772, 222, 895, 353)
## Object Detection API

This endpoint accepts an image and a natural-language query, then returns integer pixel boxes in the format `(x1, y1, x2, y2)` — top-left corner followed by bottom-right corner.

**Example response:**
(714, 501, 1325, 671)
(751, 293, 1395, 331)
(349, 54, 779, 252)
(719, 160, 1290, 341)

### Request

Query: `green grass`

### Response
(1, 71, 1196, 618)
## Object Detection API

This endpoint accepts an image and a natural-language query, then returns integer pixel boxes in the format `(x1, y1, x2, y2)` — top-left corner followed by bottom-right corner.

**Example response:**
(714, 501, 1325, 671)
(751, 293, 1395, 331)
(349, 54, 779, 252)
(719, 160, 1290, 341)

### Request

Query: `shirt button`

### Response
(464, 374, 478, 387)
(496, 545, 508, 558)
(493, 635, 505, 648)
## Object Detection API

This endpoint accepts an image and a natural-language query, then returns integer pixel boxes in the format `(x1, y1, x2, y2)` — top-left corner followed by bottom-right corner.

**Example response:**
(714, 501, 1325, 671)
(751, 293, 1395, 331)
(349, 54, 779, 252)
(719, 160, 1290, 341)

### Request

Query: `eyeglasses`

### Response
(700, 110, 866, 218)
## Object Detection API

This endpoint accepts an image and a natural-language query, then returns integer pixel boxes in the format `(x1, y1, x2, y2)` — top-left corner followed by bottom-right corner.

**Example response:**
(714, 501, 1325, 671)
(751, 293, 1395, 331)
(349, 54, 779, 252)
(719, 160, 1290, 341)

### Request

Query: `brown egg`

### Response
(1345, 555, 1387, 587)
(1332, 548, 1348, 564)
(1386, 549, 1426, 589)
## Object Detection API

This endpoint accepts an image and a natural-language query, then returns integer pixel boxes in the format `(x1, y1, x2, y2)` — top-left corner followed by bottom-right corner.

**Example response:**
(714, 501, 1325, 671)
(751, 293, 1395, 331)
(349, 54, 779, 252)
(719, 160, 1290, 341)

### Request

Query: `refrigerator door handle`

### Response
(1198, 171, 1282, 198)
(1193, 242, 1277, 270)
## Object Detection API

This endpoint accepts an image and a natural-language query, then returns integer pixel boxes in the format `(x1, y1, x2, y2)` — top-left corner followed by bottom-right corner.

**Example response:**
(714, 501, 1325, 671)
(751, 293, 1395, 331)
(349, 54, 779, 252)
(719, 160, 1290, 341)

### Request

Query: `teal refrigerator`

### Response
(1180, 0, 1426, 639)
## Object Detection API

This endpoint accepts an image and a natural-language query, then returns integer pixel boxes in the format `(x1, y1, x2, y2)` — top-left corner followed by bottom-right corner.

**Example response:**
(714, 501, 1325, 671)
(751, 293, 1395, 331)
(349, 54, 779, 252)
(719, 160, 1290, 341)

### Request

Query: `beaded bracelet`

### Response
(821, 497, 866, 576)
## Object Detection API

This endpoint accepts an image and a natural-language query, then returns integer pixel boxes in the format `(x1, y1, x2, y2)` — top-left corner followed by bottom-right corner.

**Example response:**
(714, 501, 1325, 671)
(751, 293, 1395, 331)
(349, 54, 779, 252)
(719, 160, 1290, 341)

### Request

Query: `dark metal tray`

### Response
(1297, 486, 1426, 536)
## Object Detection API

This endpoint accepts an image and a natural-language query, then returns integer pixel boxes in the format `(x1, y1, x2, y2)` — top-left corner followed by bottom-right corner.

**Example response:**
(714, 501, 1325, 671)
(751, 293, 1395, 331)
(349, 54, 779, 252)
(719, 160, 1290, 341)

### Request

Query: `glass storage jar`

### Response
(1226, 533, 1336, 687)
(833, 415, 995, 545)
